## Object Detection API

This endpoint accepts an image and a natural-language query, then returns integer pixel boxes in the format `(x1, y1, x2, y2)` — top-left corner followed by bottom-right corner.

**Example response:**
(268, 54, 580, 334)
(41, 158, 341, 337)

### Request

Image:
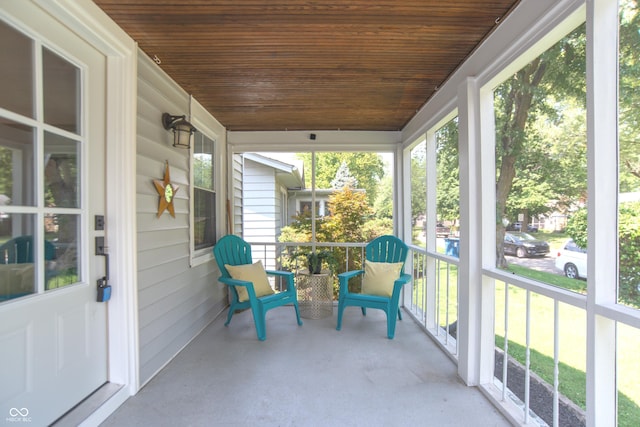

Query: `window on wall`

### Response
(299, 200, 321, 217)
(493, 23, 587, 291)
(192, 131, 216, 251)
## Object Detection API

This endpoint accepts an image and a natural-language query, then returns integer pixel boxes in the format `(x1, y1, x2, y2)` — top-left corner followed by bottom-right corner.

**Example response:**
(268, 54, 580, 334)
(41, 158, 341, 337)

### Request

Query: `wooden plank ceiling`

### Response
(95, 0, 520, 132)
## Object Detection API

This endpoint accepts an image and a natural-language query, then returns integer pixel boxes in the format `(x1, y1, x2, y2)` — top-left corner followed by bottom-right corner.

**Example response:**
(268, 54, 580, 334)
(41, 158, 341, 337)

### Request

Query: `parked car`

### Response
(503, 232, 550, 258)
(506, 222, 539, 232)
(555, 239, 587, 279)
(506, 222, 522, 231)
(436, 223, 450, 238)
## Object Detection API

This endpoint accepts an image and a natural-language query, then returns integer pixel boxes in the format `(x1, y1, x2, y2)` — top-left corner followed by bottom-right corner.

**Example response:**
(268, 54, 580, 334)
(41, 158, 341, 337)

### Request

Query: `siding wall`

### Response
(242, 159, 279, 270)
(231, 154, 244, 236)
(136, 52, 227, 385)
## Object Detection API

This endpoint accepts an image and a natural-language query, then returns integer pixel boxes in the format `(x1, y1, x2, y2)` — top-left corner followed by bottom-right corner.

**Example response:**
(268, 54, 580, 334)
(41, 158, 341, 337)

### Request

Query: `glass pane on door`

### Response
(43, 47, 80, 133)
(45, 213, 79, 289)
(0, 213, 36, 301)
(0, 20, 34, 118)
(44, 131, 80, 209)
(0, 119, 36, 207)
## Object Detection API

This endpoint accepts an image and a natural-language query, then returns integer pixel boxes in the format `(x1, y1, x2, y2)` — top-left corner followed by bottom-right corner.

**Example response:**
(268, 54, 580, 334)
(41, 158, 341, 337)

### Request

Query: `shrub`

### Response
(566, 203, 640, 307)
(619, 202, 640, 307)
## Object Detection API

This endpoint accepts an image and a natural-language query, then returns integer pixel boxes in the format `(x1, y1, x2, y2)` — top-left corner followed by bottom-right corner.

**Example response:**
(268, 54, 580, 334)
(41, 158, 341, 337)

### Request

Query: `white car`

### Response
(555, 239, 587, 279)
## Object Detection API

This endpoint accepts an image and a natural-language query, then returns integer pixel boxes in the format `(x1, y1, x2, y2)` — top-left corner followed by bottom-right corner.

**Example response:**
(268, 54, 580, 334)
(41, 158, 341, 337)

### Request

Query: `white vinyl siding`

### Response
(242, 159, 279, 241)
(242, 158, 280, 270)
(231, 154, 243, 236)
(136, 52, 225, 385)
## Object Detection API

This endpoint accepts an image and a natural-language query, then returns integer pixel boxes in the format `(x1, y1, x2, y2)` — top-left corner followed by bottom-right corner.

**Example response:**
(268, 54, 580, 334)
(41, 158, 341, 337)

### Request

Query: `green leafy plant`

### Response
(292, 249, 339, 274)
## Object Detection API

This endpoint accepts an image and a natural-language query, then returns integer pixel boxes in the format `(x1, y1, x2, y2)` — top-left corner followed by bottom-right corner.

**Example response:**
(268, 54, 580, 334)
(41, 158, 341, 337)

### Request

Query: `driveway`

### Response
(506, 254, 561, 275)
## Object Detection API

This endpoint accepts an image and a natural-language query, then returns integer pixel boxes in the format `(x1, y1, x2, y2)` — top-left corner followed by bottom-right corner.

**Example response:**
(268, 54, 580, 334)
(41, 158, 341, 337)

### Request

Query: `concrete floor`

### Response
(100, 306, 511, 427)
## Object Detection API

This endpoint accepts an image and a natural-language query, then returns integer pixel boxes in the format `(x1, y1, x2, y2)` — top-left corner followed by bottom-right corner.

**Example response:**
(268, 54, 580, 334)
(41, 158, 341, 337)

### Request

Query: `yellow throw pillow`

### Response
(225, 260, 275, 302)
(361, 260, 404, 297)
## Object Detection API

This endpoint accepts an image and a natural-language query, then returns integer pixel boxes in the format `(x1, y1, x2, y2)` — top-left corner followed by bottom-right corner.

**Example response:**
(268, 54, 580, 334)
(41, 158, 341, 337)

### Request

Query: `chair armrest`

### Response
(338, 269, 364, 295)
(265, 269, 296, 293)
(218, 276, 252, 288)
(395, 273, 412, 286)
(390, 273, 412, 296)
(337, 269, 364, 281)
(218, 276, 260, 301)
(265, 270, 294, 279)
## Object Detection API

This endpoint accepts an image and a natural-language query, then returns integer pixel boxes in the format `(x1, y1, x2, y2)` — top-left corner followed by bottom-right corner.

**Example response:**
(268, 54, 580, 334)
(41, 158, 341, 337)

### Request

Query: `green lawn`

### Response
(500, 265, 640, 426)
(530, 231, 569, 251)
(507, 264, 586, 293)
(410, 250, 640, 426)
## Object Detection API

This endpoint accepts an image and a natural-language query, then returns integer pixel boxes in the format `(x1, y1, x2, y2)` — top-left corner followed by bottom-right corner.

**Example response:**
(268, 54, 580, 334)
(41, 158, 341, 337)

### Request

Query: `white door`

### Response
(0, 3, 108, 425)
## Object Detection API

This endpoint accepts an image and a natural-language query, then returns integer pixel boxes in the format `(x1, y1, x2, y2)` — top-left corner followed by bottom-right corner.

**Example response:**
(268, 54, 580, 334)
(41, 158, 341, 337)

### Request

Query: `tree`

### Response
(494, 58, 548, 267)
(529, 98, 588, 214)
(494, 24, 586, 268)
(619, 202, 640, 307)
(436, 118, 460, 224)
(566, 204, 640, 308)
(565, 208, 587, 249)
(323, 186, 373, 243)
(410, 142, 427, 223)
(330, 161, 358, 189)
(619, 0, 640, 192)
(279, 185, 378, 287)
(373, 175, 393, 219)
(279, 186, 373, 245)
(0, 147, 12, 200)
(298, 152, 385, 205)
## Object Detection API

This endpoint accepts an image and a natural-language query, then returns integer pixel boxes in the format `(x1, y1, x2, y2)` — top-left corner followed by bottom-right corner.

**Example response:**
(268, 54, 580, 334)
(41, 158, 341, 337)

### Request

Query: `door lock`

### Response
(97, 275, 111, 302)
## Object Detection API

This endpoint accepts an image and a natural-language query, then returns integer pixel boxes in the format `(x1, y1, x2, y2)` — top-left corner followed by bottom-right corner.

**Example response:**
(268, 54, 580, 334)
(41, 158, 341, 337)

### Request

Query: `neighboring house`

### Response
(288, 188, 339, 219)
(241, 154, 364, 268)
(241, 153, 304, 270)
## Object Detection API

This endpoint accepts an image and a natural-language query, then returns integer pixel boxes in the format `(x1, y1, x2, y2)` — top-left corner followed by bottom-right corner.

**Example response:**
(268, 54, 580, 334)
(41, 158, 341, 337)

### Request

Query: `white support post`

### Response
(425, 131, 438, 330)
(457, 76, 495, 385)
(586, 0, 618, 425)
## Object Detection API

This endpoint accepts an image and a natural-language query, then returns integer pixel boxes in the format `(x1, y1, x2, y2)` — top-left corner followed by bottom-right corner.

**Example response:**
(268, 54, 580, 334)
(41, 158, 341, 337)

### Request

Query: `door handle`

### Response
(95, 236, 111, 302)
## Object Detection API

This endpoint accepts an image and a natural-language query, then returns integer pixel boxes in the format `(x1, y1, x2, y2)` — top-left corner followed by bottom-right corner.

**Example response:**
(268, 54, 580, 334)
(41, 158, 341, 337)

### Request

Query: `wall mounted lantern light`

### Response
(162, 113, 197, 149)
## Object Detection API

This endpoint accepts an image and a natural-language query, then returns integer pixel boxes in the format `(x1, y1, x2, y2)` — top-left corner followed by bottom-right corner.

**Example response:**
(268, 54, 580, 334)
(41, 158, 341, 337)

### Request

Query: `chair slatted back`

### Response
(213, 235, 253, 279)
(366, 235, 409, 272)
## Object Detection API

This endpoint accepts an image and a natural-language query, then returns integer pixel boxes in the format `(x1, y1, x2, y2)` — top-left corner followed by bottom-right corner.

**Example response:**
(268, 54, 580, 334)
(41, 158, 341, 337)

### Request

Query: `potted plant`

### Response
(293, 249, 339, 275)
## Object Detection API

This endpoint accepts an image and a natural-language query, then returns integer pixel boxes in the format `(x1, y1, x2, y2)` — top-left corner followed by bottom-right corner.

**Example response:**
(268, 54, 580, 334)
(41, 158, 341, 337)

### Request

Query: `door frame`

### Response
(34, 0, 140, 420)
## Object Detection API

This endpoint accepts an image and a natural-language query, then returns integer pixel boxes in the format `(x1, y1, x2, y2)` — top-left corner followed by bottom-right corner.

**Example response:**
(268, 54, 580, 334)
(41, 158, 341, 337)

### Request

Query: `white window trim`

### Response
(297, 199, 325, 217)
(189, 119, 219, 267)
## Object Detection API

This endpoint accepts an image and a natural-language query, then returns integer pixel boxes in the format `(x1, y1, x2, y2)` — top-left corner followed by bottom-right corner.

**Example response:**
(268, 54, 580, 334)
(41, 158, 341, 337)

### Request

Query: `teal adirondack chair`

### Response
(213, 235, 302, 340)
(336, 235, 411, 339)
(0, 235, 58, 295)
(0, 235, 56, 264)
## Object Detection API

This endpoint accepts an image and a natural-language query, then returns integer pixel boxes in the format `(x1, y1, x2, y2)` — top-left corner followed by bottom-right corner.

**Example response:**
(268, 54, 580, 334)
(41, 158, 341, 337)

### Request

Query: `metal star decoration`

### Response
(153, 160, 179, 218)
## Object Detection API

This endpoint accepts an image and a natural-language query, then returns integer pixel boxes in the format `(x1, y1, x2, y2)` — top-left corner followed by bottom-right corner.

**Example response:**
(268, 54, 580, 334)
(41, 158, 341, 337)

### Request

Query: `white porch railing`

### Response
(246, 241, 367, 293)
(244, 239, 605, 427)
(483, 270, 587, 427)
(405, 243, 591, 427)
(405, 244, 460, 358)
